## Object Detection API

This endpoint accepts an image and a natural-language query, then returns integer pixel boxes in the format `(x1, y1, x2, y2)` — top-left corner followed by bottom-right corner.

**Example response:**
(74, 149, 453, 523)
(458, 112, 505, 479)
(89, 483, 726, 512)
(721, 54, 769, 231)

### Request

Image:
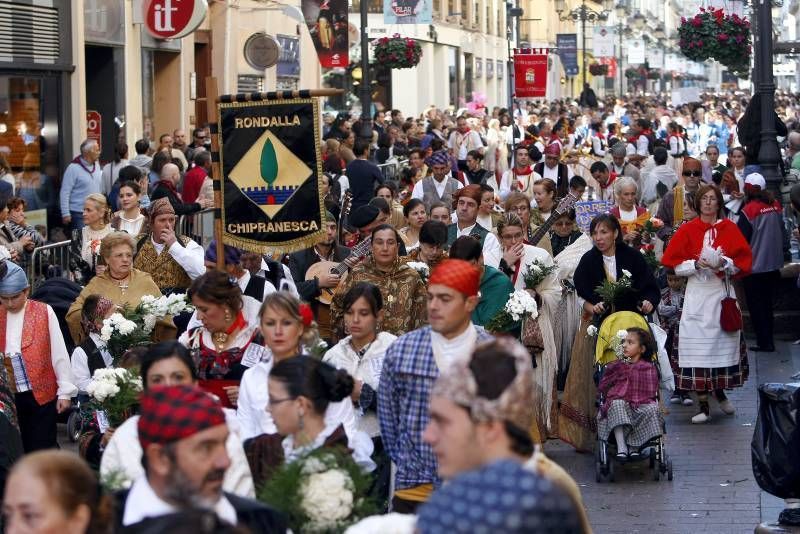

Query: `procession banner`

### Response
(301, 0, 349, 67)
(513, 49, 548, 98)
(556, 34, 579, 76)
(593, 27, 615, 58)
(626, 38, 645, 65)
(575, 200, 613, 234)
(384, 0, 431, 24)
(218, 97, 325, 252)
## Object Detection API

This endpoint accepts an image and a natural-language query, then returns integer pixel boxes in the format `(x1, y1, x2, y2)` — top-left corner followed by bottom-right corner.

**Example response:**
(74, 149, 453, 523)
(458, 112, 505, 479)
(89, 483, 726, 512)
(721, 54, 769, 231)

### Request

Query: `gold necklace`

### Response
(212, 331, 229, 351)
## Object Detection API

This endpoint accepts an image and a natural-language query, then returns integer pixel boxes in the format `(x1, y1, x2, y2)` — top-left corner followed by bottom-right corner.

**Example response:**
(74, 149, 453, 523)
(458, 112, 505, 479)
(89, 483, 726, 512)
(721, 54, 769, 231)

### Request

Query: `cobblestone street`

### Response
(547, 339, 800, 534)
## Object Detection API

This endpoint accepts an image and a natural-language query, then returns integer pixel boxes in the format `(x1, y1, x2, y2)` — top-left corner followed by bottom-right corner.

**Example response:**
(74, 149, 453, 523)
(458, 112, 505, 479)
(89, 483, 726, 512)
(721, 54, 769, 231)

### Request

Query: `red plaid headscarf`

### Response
(428, 259, 480, 297)
(138, 385, 226, 450)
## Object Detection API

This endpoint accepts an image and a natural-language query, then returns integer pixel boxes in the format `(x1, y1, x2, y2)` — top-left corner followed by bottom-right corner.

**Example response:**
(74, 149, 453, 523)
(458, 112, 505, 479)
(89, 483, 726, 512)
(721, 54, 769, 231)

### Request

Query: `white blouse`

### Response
(115, 213, 146, 235)
(323, 332, 397, 437)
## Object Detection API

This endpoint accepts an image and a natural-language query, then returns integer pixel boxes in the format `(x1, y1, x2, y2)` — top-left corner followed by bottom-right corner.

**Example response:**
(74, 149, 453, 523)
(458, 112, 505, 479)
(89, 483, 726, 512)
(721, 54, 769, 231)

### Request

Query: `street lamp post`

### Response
(556, 0, 609, 91)
(358, 0, 372, 139)
(755, 0, 782, 195)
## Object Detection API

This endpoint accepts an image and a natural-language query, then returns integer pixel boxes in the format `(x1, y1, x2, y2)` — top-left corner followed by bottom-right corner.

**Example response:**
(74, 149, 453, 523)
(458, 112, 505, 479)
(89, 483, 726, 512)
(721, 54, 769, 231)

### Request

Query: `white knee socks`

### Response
(613, 426, 628, 454)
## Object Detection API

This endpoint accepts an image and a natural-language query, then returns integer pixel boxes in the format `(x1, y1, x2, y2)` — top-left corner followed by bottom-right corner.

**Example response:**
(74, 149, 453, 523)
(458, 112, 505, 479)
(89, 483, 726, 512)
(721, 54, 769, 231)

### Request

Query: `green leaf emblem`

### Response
(260, 138, 278, 185)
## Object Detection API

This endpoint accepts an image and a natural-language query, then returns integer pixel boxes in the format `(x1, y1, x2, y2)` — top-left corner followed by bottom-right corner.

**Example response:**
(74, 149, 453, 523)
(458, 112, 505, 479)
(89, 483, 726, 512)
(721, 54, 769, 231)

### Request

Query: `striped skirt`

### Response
(675, 338, 749, 392)
(597, 399, 663, 448)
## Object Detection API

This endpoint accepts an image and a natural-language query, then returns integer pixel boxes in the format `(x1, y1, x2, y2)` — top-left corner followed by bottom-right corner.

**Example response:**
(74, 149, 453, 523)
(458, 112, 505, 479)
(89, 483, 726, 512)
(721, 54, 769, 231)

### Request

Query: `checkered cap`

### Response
(428, 259, 480, 297)
(138, 385, 226, 450)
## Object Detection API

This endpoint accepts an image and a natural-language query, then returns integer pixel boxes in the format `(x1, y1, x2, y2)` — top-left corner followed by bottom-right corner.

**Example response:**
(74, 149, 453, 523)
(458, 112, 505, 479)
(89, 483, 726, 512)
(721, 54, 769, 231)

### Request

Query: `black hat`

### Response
(349, 205, 380, 229)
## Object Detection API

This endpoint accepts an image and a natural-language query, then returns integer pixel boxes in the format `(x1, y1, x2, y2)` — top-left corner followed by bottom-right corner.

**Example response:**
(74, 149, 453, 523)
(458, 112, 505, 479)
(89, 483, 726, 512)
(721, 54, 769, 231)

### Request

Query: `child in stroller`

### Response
(596, 327, 663, 461)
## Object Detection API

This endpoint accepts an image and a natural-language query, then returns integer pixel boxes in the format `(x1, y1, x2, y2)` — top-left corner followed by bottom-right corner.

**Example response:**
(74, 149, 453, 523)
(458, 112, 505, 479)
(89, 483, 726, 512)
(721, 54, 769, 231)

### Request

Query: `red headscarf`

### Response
(429, 259, 480, 297)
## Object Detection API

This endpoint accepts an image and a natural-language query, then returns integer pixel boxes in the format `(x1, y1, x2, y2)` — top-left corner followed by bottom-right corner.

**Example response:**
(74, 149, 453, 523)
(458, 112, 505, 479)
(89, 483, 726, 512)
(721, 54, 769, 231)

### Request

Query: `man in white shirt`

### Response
(448, 116, 484, 171)
(497, 145, 541, 201)
(118, 385, 285, 531)
(445, 185, 501, 268)
(133, 198, 205, 296)
(412, 150, 464, 211)
(204, 241, 275, 302)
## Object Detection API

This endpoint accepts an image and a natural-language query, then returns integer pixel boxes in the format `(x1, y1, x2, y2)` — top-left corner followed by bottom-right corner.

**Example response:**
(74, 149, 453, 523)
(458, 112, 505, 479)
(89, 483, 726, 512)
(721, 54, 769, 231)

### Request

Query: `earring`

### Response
(298, 409, 305, 431)
(224, 308, 232, 323)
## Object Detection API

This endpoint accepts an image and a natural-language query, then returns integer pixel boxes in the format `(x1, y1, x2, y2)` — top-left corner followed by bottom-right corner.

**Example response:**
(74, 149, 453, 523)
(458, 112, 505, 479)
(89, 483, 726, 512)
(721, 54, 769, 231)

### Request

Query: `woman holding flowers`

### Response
(609, 176, 650, 246)
(495, 212, 561, 441)
(67, 232, 176, 345)
(246, 356, 375, 489)
(559, 214, 659, 451)
(662, 184, 752, 424)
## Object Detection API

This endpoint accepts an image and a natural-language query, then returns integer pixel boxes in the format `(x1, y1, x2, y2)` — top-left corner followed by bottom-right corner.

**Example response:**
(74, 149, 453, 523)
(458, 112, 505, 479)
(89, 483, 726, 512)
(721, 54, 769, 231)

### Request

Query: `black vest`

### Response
(80, 337, 108, 376)
(244, 274, 267, 302)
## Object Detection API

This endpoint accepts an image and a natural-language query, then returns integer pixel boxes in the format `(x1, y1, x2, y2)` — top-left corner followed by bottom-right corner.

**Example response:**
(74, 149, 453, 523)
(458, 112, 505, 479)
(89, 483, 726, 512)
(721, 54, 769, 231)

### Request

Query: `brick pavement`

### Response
(547, 340, 800, 534)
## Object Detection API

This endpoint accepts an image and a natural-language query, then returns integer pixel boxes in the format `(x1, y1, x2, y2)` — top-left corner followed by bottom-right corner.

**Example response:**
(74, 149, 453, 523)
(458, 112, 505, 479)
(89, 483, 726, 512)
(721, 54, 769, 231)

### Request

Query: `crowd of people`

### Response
(0, 90, 799, 533)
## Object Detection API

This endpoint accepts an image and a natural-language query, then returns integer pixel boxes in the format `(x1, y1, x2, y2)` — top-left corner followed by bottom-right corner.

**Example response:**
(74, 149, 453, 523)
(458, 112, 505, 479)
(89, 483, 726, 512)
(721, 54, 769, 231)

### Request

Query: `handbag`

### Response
(521, 316, 545, 353)
(720, 275, 743, 332)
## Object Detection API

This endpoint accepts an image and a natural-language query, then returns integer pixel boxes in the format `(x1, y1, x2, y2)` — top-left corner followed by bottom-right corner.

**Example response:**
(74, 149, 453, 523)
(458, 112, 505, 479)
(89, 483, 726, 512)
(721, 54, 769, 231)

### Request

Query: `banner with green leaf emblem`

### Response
(218, 98, 325, 252)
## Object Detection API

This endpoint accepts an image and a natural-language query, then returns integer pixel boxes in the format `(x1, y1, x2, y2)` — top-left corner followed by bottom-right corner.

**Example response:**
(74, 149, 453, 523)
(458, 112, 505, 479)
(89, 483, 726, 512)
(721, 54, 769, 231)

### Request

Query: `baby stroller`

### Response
(593, 311, 673, 483)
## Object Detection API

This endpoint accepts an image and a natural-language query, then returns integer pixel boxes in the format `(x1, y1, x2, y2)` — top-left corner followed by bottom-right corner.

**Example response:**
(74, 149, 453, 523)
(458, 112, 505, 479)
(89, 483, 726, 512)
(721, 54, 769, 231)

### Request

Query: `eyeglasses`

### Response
(682, 170, 702, 177)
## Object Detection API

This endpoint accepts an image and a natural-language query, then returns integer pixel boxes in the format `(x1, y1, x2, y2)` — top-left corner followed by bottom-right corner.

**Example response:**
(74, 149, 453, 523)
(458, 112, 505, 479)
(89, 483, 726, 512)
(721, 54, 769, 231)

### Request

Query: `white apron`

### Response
(678, 275, 740, 369)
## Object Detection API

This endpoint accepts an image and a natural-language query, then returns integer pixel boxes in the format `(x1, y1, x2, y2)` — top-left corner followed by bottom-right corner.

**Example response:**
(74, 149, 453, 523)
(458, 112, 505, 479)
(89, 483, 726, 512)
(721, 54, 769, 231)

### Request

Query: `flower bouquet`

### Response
(485, 289, 539, 333)
(522, 259, 557, 290)
(258, 448, 378, 533)
(677, 7, 751, 78)
(372, 34, 422, 69)
(101, 294, 194, 363)
(593, 269, 633, 312)
(641, 216, 664, 238)
(406, 261, 430, 284)
(85, 368, 143, 428)
(640, 244, 661, 275)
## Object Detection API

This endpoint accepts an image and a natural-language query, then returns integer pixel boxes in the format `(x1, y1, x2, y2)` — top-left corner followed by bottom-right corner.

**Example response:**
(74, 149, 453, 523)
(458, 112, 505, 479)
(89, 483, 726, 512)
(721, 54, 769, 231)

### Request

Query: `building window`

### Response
(237, 75, 265, 93)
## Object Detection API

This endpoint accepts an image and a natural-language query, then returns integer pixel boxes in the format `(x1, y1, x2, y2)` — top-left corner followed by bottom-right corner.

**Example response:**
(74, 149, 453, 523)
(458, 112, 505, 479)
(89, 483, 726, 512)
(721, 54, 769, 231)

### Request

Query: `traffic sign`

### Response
(143, 0, 208, 40)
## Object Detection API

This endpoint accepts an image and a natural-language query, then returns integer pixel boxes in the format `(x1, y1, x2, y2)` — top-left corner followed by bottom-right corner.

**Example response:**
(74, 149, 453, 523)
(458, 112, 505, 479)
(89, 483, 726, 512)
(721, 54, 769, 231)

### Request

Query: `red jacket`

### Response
(182, 166, 208, 204)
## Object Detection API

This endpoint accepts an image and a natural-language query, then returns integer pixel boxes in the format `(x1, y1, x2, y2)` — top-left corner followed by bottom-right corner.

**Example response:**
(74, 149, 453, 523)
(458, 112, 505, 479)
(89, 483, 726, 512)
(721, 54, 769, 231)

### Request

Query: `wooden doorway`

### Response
(194, 30, 212, 128)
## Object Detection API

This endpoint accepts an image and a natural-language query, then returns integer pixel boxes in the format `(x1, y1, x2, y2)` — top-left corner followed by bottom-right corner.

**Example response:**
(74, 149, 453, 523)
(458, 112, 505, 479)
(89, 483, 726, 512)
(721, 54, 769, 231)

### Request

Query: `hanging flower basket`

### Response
(372, 34, 423, 69)
(589, 63, 609, 76)
(677, 8, 751, 78)
(625, 67, 641, 79)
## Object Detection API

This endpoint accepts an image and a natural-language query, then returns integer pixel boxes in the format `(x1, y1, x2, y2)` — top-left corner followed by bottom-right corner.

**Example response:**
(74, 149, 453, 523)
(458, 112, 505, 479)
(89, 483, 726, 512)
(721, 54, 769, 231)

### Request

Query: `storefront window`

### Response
(0, 75, 62, 233)
(141, 49, 155, 142)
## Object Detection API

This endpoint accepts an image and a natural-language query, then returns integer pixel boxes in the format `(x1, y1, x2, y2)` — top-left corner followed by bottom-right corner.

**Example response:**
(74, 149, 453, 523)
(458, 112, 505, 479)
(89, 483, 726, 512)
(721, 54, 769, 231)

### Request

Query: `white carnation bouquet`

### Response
(258, 448, 378, 533)
(593, 268, 634, 312)
(85, 368, 142, 427)
(586, 326, 629, 360)
(406, 261, 430, 284)
(485, 289, 539, 333)
(522, 259, 557, 290)
(100, 294, 194, 363)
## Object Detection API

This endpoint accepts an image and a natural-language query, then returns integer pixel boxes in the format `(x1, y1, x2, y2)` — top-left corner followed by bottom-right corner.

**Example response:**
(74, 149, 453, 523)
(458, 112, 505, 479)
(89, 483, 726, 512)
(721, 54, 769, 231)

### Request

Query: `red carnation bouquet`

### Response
(373, 34, 423, 69)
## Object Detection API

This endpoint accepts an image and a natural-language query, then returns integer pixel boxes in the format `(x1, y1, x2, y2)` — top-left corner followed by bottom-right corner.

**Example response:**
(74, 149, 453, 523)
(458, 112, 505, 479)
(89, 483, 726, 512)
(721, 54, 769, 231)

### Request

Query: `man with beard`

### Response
(117, 385, 285, 532)
(445, 185, 501, 269)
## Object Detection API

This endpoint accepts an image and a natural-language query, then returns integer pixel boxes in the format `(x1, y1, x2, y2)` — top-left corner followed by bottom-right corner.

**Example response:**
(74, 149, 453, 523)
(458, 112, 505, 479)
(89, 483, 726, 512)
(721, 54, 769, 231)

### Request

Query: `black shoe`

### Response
(749, 345, 776, 352)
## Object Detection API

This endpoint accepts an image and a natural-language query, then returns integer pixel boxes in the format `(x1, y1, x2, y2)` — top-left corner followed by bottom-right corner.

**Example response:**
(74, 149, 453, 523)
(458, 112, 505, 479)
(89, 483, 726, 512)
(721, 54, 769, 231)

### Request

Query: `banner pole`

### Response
(215, 89, 345, 103)
(205, 76, 225, 272)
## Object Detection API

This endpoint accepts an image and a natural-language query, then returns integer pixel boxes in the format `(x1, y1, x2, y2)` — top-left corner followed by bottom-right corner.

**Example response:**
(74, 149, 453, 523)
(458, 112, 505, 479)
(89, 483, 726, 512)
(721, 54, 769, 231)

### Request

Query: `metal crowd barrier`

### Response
(27, 239, 73, 289)
(378, 161, 400, 182)
(177, 208, 215, 249)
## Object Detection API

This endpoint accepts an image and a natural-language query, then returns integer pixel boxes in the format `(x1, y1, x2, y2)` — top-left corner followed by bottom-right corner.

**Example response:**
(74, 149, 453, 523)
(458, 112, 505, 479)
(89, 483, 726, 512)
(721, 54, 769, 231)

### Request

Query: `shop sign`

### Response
(87, 110, 102, 149)
(143, 0, 208, 40)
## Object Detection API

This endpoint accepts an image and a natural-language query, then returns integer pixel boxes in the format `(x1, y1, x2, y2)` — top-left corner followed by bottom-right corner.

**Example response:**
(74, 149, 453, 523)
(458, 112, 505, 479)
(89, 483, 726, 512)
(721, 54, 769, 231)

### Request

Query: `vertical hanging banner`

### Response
(218, 97, 325, 252)
(626, 38, 645, 65)
(302, 0, 349, 67)
(513, 49, 548, 98)
(592, 27, 615, 58)
(384, 0, 431, 24)
(556, 34, 579, 76)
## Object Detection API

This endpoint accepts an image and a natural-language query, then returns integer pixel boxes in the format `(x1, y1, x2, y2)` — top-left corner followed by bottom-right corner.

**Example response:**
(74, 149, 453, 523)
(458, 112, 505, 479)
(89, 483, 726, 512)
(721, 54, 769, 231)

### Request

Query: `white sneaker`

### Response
(670, 394, 682, 404)
(691, 412, 711, 424)
(719, 399, 735, 415)
(682, 396, 694, 406)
